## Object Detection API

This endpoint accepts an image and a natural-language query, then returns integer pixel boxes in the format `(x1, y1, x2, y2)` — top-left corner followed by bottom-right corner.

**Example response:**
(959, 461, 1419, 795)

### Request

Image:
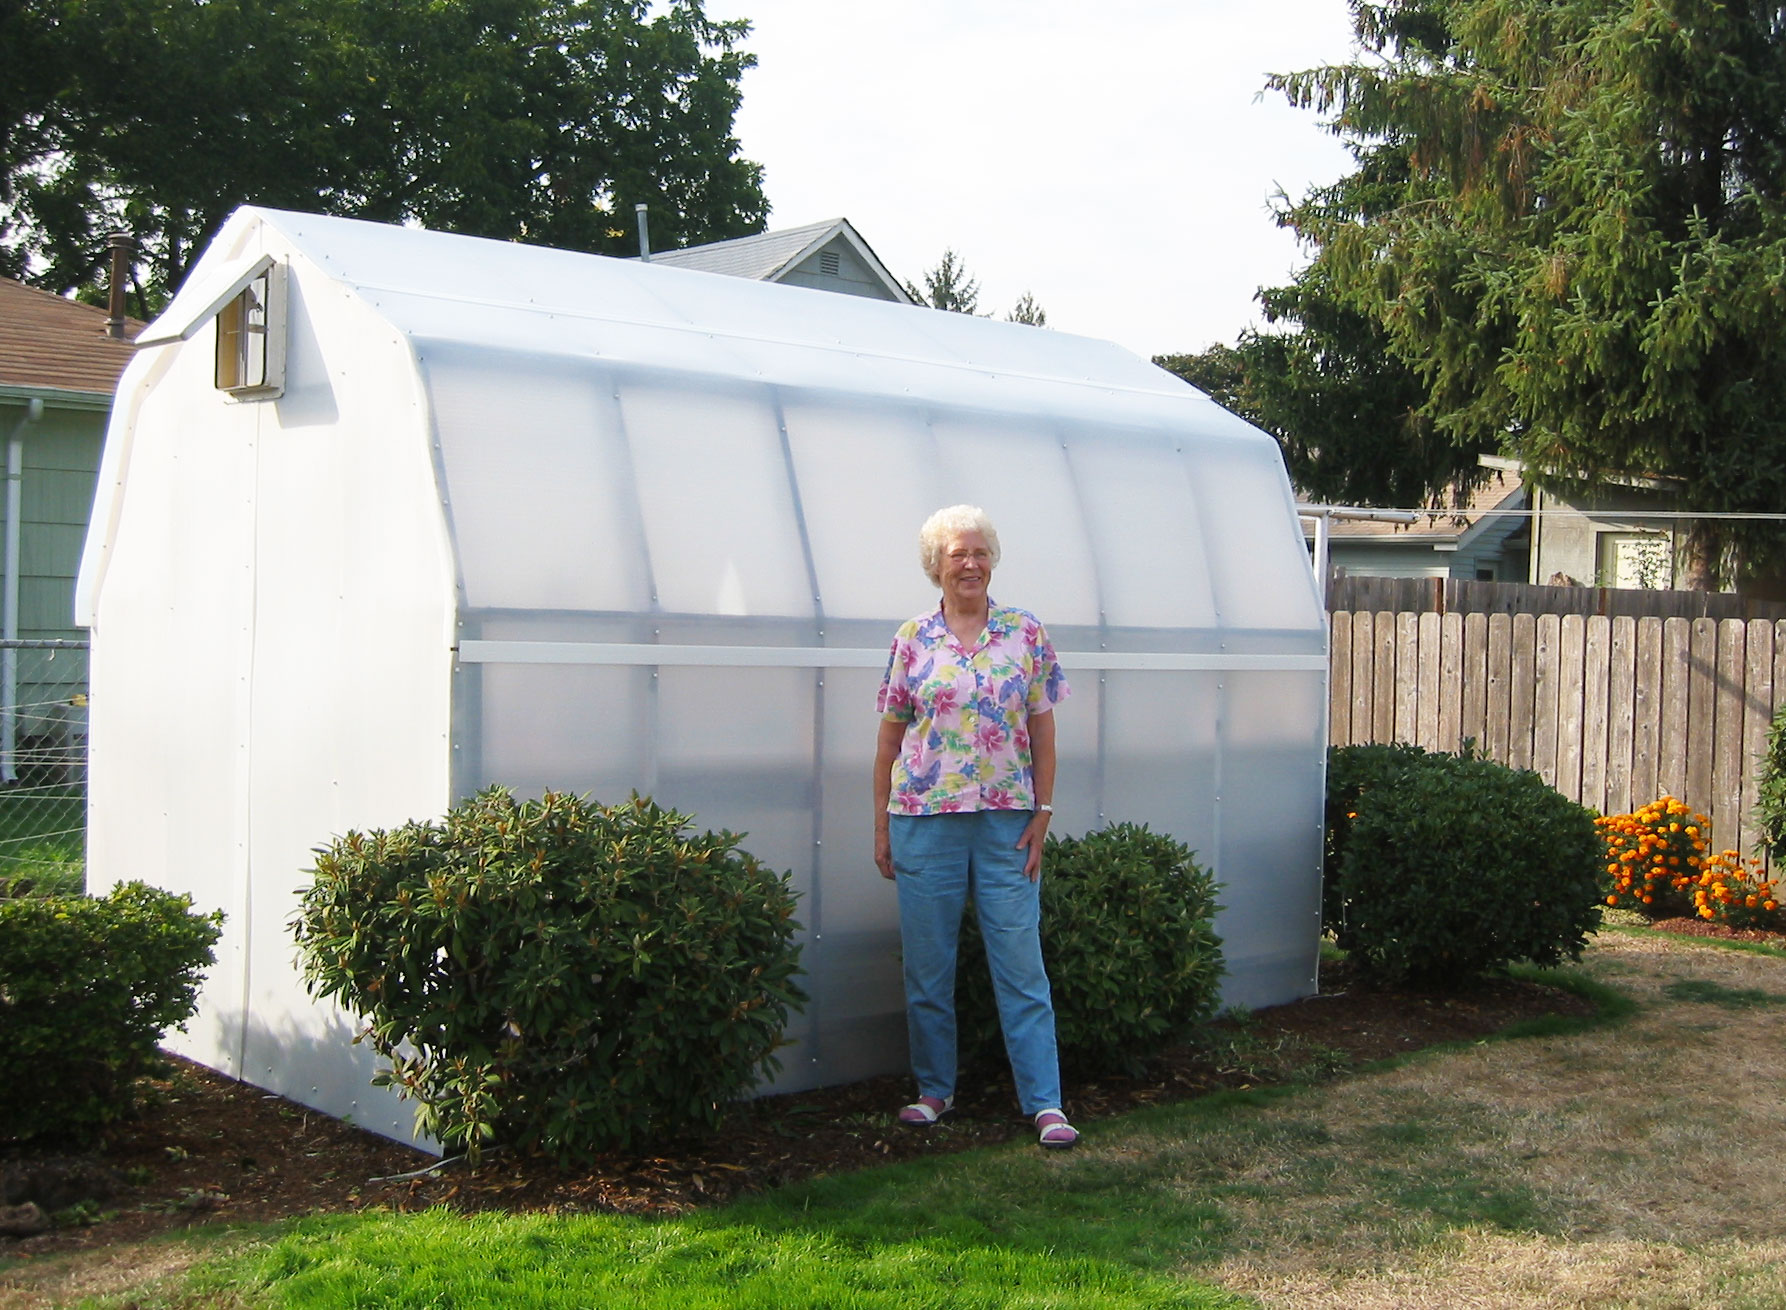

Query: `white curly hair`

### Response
(918, 504, 1001, 587)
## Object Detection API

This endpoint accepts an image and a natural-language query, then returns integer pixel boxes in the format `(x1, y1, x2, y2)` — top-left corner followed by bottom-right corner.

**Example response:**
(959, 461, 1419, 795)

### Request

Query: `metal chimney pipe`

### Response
(105, 232, 135, 338)
(635, 204, 651, 263)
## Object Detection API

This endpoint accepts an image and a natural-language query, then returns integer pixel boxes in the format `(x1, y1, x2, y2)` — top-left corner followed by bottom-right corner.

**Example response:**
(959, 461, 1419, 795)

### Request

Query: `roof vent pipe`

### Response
(105, 232, 135, 339)
(635, 204, 651, 263)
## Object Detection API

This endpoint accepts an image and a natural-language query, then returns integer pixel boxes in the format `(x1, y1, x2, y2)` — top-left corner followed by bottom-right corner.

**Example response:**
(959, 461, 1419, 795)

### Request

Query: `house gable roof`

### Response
(0, 277, 141, 400)
(647, 218, 913, 304)
(1302, 469, 1527, 546)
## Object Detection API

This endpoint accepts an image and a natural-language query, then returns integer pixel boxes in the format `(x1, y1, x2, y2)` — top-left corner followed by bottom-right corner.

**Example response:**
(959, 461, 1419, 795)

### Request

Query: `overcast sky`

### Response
(701, 0, 1363, 360)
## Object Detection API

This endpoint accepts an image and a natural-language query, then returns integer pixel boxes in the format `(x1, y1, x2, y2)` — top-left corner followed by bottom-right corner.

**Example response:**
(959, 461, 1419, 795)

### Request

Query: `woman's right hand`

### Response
(875, 825, 894, 880)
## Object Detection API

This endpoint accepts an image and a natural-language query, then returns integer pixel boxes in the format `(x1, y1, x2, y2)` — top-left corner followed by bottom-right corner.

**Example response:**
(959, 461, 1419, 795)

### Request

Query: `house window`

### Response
(819, 250, 841, 277)
(214, 265, 286, 397)
(1598, 531, 1670, 589)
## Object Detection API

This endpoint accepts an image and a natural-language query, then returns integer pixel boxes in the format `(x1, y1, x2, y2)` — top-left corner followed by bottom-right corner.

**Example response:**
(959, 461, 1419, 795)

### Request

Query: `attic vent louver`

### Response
(819, 251, 841, 277)
(214, 263, 287, 398)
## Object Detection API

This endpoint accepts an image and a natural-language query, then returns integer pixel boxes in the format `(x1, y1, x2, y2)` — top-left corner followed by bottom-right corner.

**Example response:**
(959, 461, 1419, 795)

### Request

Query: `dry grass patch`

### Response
(1176, 933, 1786, 1304)
(1219, 1234, 1786, 1309)
(0, 1237, 240, 1310)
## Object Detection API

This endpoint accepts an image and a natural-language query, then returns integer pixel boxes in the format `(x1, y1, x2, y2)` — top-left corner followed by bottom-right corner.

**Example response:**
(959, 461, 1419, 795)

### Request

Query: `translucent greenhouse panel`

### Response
(1188, 429, 1324, 633)
(1094, 672, 1220, 855)
(781, 395, 948, 622)
(815, 666, 908, 935)
(928, 414, 1100, 627)
(618, 376, 815, 619)
(1047, 675, 1107, 839)
(654, 666, 818, 894)
(466, 662, 652, 802)
(777, 930, 908, 1093)
(1210, 671, 1326, 1008)
(422, 346, 650, 613)
(797, 667, 911, 1090)
(1065, 433, 1219, 632)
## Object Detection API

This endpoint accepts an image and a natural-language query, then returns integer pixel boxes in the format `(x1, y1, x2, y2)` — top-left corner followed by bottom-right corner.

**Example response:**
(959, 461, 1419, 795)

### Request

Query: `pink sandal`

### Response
(897, 1094, 954, 1126)
(1034, 1109, 1078, 1149)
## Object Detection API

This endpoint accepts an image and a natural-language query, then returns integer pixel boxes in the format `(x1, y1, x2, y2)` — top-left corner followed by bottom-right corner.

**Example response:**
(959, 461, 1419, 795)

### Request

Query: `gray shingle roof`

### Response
(646, 218, 911, 302)
(648, 218, 845, 280)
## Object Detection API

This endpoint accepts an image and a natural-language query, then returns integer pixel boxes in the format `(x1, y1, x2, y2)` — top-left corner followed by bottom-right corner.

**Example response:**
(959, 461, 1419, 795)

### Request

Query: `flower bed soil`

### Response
(0, 956, 1608, 1261)
(1647, 916, 1786, 946)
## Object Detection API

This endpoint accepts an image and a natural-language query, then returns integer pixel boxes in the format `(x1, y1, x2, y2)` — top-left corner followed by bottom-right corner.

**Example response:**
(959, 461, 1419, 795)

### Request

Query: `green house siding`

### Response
(0, 407, 102, 640)
(0, 399, 100, 762)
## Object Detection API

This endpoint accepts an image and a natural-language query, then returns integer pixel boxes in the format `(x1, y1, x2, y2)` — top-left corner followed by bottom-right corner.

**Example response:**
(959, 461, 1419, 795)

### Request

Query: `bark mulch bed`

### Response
(5, 939, 1719, 1264)
(1647, 916, 1786, 947)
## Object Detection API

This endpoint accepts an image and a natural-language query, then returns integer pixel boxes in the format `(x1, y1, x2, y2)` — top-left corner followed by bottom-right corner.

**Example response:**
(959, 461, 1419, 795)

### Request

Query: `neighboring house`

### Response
(0, 277, 138, 778)
(645, 217, 913, 303)
(0, 278, 138, 641)
(1525, 474, 1684, 589)
(1304, 467, 1531, 581)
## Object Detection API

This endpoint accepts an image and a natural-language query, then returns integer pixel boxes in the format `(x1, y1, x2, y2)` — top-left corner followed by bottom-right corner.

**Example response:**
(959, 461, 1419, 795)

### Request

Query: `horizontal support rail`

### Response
(455, 640, 1326, 673)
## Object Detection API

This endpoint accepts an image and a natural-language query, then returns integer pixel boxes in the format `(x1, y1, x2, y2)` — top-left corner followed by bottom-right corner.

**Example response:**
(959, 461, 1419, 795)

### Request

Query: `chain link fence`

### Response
(0, 639, 88, 895)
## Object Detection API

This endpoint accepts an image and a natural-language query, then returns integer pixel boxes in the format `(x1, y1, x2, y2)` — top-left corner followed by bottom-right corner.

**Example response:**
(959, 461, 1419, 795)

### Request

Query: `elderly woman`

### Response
(872, 504, 1077, 1149)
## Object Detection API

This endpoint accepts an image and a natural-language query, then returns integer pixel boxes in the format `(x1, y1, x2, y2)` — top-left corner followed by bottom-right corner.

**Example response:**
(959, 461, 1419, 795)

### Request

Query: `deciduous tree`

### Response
(1, 0, 767, 309)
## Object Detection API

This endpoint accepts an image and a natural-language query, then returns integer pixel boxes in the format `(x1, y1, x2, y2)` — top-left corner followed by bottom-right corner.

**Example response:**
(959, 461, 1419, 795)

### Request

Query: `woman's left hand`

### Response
(1014, 810, 1051, 880)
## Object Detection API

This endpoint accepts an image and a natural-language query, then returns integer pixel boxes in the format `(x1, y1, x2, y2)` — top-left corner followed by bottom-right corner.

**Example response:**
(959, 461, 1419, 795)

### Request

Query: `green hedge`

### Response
(292, 787, 807, 1163)
(1324, 744, 1603, 987)
(0, 881, 222, 1145)
(1755, 705, 1786, 862)
(956, 822, 1224, 1074)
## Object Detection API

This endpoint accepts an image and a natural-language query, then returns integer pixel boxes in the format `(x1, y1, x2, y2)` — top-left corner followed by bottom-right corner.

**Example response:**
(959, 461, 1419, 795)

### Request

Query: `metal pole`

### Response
(1313, 512, 1332, 609)
(106, 232, 135, 339)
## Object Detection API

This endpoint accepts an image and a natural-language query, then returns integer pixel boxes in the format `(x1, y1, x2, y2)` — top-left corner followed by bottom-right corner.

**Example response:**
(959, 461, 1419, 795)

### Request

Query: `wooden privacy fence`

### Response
(1329, 611, 1786, 864)
(1329, 574, 1786, 622)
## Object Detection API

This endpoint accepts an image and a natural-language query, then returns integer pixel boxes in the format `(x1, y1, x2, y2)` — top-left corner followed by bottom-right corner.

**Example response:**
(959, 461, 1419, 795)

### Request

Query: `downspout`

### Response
(3, 398, 42, 784)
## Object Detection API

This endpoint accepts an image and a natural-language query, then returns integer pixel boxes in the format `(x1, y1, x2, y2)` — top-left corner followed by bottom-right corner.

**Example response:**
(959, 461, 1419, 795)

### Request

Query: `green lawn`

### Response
(229, 1207, 1240, 1310)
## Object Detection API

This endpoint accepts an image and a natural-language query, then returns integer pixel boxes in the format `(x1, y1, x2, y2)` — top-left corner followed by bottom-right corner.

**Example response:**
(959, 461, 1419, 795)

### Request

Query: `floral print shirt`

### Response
(876, 602, 1070, 815)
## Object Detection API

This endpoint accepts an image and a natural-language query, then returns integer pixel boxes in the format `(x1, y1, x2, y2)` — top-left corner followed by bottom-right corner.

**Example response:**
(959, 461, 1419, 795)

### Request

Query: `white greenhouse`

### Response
(79, 206, 1328, 1149)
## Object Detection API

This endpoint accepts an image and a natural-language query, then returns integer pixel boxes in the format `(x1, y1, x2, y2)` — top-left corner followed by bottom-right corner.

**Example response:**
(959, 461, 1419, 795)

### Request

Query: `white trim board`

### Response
(455, 640, 1326, 673)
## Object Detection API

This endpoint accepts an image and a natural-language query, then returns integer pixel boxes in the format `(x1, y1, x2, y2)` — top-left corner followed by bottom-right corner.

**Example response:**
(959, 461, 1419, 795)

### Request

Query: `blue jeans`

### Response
(890, 810, 1063, 1116)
